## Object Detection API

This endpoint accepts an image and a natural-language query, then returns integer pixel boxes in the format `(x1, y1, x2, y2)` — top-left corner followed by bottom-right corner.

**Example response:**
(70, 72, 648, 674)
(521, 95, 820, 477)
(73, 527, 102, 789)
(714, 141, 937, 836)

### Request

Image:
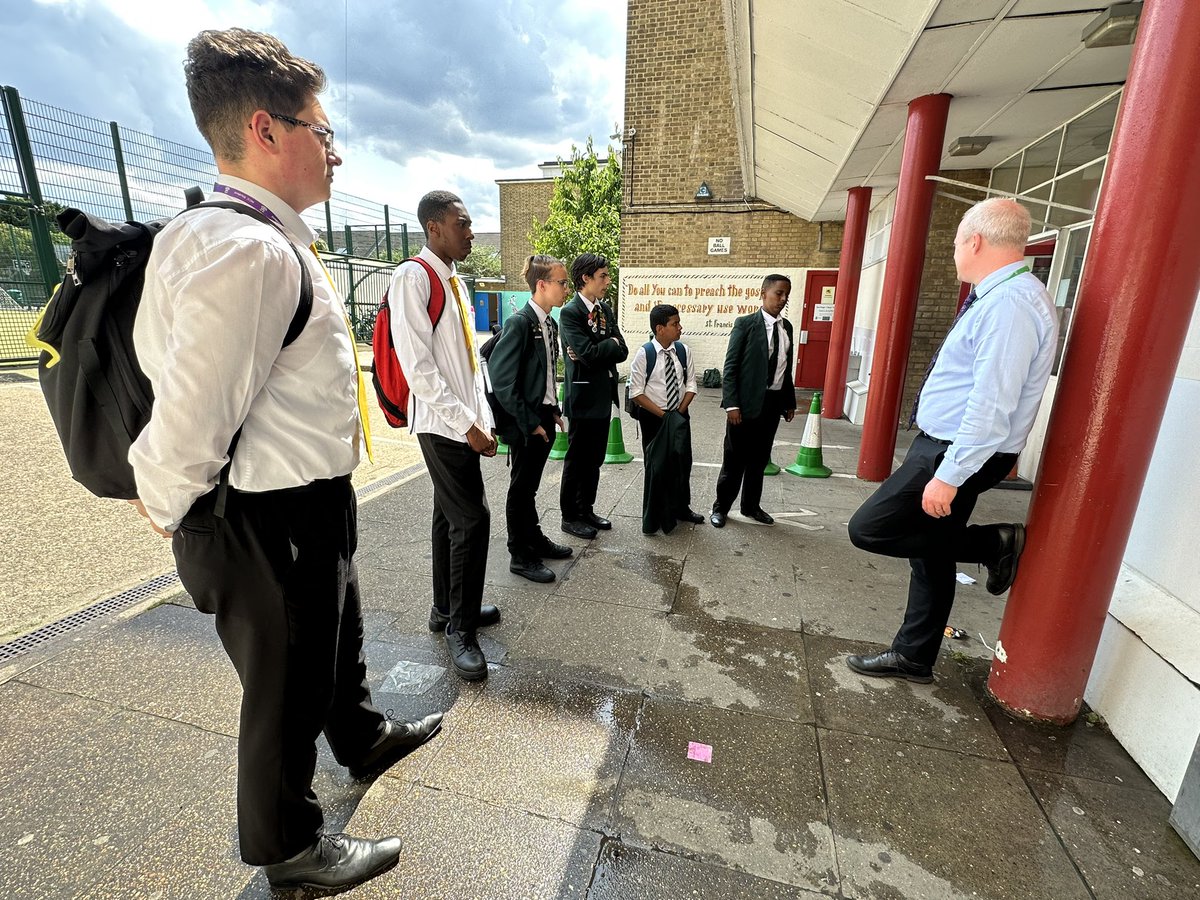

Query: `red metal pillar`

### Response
(857, 94, 951, 480)
(822, 186, 872, 419)
(989, 0, 1200, 723)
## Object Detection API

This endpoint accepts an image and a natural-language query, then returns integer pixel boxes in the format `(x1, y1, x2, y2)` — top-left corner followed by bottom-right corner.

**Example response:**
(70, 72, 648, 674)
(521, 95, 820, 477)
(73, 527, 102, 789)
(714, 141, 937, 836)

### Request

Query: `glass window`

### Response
(1019, 131, 1061, 193)
(990, 154, 1020, 197)
(1018, 182, 1052, 231)
(1060, 95, 1119, 171)
(1049, 161, 1106, 227)
(1051, 225, 1092, 375)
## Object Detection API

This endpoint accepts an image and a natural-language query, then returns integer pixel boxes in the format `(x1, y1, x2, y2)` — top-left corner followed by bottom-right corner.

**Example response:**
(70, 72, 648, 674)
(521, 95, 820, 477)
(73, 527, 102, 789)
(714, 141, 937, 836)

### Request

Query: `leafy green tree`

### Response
(529, 137, 621, 304)
(458, 244, 502, 278)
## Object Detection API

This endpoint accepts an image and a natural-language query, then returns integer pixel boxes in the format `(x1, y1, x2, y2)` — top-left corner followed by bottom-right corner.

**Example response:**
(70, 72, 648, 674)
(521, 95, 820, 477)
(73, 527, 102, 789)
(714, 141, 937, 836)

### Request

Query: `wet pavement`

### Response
(0, 388, 1197, 898)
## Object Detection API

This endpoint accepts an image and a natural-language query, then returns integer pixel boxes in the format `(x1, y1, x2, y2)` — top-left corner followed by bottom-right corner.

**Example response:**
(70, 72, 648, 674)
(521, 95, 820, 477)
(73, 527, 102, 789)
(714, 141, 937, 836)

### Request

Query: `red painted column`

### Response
(822, 186, 872, 419)
(989, 0, 1200, 723)
(857, 94, 951, 480)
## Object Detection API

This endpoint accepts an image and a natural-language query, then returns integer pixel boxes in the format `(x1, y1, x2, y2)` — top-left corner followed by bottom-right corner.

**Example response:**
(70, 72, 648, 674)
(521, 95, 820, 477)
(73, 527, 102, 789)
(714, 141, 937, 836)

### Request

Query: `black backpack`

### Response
(35, 198, 313, 500)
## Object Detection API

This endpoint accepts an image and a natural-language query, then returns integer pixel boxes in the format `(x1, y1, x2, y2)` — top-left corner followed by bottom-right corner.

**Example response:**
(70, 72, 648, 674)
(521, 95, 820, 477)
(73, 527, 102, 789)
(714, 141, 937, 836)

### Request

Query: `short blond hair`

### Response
(959, 198, 1031, 250)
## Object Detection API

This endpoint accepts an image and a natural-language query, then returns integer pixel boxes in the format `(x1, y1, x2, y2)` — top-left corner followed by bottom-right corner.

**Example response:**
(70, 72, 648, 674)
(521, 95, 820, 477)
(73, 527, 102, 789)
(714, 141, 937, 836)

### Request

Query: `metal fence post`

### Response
(344, 224, 353, 257)
(401, 223, 410, 260)
(346, 259, 356, 333)
(3, 86, 59, 293)
(110, 122, 135, 221)
(324, 201, 333, 250)
(383, 205, 393, 259)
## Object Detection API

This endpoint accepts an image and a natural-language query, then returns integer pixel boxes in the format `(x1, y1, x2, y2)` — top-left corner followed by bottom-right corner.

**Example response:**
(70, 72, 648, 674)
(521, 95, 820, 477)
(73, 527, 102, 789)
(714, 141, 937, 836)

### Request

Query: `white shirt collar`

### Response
(579, 293, 597, 313)
(417, 244, 457, 281)
(527, 299, 549, 324)
(652, 337, 672, 353)
(214, 175, 314, 245)
(761, 308, 780, 326)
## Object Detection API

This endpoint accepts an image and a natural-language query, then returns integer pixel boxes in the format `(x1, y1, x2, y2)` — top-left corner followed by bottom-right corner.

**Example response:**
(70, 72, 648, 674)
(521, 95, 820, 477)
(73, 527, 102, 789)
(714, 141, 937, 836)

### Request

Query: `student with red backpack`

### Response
(386, 190, 498, 682)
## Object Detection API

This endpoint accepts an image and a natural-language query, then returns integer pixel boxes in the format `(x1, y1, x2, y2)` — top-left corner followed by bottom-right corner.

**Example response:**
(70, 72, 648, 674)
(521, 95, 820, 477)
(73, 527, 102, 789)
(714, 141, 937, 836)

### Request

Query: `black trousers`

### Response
(506, 405, 556, 559)
(640, 410, 694, 511)
(173, 475, 384, 865)
(560, 415, 609, 520)
(847, 433, 1016, 665)
(714, 390, 786, 515)
(418, 432, 489, 634)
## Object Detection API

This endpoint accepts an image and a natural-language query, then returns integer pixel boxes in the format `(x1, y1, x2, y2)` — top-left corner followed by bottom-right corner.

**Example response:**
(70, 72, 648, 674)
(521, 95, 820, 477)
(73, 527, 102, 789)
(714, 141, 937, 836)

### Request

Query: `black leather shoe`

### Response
(986, 523, 1026, 595)
(530, 537, 573, 559)
(444, 629, 487, 681)
(846, 649, 933, 684)
(677, 509, 706, 525)
(428, 604, 501, 633)
(510, 557, 555, 583)
(742, 508, 775, 525)
(710, 509, 727, 528)
(562, 519, 599, 539)
(581, 511, 612, 530)
(349, 712, 444, 780)
(264, 833, 402, 890)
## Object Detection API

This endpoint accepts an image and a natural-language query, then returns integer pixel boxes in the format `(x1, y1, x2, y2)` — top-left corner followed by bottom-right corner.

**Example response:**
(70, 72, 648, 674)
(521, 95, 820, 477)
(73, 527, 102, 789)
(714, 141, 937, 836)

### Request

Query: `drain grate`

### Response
(0, 464, 428, 665)
(0, 372, 35, 384)
(0, 572, 181, 664)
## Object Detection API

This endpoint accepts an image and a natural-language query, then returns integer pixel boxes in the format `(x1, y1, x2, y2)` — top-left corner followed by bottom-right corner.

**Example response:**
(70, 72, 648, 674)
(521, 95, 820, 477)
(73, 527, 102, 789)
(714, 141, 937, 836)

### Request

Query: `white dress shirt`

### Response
(388, 246, 493, 441)
(762, 309, 791, 390)
(129, 175, 362, 531)
(526, 300, 558, 405)
(629, 339, 697, 409)
(916, 262, 1058, 486)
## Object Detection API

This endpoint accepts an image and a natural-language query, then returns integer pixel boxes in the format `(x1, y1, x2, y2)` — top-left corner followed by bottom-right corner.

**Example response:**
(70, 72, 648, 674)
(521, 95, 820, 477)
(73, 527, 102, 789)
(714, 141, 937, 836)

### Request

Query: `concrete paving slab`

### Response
(416, 666, 641, 829)
(587, 839, 826, 899)
(591, 511, 701, 556)
(1026, 771, 1200, 900)
(347, 782, 603, 899)
(676, 552, 803, 631)
(0, 681, 116, 793)
(559, 543, 683, 612)
(649, 614, 813, 723)
(821, 729, 1092, 900)
(0, 709, 235, 900)
(613, 698, 838, 892)
(508, 595, 667, 690)
(17, 603, 241, 737)
(805, 634, 1010, 761)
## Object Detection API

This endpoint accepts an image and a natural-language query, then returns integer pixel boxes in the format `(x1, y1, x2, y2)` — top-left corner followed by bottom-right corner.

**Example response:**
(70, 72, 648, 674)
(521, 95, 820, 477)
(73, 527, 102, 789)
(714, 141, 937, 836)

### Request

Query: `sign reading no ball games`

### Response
(707, 237, 731, 255)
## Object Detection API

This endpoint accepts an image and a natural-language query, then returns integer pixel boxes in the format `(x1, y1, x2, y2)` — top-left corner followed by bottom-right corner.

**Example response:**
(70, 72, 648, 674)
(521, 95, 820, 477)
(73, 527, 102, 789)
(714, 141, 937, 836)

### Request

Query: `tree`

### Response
(529, 137, 621, 304)
(458, 244, 502, 278)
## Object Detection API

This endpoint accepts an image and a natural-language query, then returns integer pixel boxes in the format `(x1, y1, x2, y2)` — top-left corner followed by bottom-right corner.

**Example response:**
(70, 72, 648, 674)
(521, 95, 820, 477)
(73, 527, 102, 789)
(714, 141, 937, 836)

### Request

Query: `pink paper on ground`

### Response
(686, 741, 713, 763)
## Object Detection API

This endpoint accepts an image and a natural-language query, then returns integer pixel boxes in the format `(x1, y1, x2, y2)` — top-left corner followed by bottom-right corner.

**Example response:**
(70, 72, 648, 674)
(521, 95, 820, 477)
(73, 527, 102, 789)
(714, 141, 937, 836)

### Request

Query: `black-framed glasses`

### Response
(269, 113, 335, 149)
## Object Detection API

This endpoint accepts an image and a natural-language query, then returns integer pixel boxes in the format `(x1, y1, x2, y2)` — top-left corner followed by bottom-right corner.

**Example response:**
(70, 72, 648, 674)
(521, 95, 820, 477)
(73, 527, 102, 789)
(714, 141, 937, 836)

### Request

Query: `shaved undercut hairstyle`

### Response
(417, 190, 464, 239)
(521, 255, 562, 292)
(185, 28, 326, 163)
(762, 274, 791, 292)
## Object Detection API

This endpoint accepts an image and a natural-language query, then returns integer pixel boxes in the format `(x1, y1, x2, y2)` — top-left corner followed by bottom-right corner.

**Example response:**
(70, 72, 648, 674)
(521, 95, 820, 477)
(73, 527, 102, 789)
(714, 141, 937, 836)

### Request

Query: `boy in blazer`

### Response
(558, 253, 628, 538)
(488, 255, 575, 582)
(711, 274, 798, 527)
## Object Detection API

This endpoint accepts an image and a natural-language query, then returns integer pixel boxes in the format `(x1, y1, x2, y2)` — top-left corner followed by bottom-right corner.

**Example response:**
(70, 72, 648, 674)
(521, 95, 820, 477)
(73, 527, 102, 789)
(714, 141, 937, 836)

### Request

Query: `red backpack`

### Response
(371, 257, 447, 428)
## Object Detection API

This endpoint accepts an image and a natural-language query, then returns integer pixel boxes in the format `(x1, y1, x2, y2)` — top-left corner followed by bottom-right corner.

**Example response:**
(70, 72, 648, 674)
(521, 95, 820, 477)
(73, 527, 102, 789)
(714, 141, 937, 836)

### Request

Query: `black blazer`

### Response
(721, 312, 798, 419)
(487, 305, 559, 445)
(559, 294, 628, 418)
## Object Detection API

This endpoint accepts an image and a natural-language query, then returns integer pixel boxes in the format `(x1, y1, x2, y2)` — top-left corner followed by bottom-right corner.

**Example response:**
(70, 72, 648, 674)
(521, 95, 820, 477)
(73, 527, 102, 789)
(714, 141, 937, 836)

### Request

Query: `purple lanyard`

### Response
(211, 183, 284, 230)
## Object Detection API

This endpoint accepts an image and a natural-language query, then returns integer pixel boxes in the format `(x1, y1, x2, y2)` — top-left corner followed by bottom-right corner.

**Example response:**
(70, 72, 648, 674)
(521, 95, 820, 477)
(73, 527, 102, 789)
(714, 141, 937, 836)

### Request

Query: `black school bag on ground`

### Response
(34, 199, 313, 500)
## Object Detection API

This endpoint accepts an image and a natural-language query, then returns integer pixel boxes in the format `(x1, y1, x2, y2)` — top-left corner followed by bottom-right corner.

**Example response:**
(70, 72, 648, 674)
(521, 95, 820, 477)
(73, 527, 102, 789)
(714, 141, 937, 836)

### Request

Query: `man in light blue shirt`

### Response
(846, 198, 1058, 683)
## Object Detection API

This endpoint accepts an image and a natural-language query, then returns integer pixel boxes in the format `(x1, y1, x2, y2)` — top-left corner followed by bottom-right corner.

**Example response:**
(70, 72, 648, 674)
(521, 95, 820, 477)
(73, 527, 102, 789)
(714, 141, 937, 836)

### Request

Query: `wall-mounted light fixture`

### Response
(695, 181, 713, 201)
(947, 136, 992, 157)
(1081, 2, 1142, 49)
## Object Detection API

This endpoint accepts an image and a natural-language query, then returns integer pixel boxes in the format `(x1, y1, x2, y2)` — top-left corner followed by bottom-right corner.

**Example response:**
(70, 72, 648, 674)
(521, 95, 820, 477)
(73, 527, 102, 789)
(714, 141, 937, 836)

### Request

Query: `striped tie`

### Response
(663, 347, 680, 411)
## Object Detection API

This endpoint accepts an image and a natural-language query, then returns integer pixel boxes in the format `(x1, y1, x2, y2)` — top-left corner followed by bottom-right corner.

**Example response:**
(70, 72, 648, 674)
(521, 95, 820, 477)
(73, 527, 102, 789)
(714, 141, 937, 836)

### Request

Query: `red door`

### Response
(794, 270, 838, 389)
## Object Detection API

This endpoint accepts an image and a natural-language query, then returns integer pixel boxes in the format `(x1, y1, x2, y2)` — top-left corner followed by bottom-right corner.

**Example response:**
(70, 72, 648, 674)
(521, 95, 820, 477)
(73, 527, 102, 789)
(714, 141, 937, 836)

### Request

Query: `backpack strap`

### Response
(643, 341, 658, 378)
(673, 341, 688, 370)
(405, 256, 447, 327)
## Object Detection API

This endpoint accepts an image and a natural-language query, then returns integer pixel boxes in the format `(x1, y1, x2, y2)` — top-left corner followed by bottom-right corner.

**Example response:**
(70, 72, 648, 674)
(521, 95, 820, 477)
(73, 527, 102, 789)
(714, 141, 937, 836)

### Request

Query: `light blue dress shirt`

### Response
(916, 261, 1059, 487)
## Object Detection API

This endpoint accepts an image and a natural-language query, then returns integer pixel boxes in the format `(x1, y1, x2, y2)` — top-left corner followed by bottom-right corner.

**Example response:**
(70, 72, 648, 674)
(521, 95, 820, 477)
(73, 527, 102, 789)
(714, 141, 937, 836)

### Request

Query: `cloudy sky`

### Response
(1, 0, 627, 230)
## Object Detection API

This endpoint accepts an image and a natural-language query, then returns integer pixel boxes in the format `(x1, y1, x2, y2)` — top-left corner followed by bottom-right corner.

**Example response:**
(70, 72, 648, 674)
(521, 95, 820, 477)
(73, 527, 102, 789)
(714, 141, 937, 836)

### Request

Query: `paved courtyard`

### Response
(0, 388, 1196, 899)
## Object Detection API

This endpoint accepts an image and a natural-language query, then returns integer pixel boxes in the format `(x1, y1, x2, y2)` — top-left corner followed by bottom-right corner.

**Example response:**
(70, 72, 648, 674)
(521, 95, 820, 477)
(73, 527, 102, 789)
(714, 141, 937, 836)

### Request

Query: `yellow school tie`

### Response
(310, 244, 374, 462)
(447, 274, 478, 372)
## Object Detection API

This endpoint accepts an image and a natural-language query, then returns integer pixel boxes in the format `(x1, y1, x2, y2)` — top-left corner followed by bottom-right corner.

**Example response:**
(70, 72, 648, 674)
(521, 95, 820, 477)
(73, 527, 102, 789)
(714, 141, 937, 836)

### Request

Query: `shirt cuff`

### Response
(934, 457, 972, 488)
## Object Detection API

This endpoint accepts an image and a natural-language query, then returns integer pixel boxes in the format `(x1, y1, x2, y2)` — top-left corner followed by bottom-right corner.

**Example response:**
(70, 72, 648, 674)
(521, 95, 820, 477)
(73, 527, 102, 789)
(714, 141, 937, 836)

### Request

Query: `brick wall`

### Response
(621, 0, 837, 272)
(498, 179, 555, 289)
(900, 169, 991, 417)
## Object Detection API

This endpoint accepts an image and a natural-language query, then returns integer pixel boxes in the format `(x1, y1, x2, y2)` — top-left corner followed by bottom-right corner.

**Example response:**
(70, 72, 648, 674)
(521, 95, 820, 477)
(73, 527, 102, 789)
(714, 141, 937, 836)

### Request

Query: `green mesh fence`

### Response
(0, 86, 422, 364)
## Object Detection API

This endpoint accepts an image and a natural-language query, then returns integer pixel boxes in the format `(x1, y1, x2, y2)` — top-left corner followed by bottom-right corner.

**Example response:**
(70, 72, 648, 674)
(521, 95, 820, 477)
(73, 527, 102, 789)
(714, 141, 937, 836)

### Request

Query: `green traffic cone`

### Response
(549, 382, 569, 460)
(785, 392, 832, 478)
(603, 417, 634, 464)
(496, 437, 510, 456)
(764, 458, 780, 476)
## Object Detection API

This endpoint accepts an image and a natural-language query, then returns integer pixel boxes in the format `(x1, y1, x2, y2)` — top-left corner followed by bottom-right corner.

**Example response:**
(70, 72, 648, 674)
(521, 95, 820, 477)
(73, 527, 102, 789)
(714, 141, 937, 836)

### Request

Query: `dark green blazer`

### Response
(721, 312, 798, 419)
(559, 294, 628, 418)
(487, 305, 559, 446)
